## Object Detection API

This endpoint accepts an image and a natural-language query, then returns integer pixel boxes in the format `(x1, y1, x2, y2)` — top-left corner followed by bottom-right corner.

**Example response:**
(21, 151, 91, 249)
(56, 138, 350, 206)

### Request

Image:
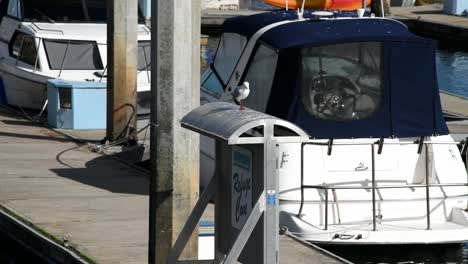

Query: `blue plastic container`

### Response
(444, 0, 468, 16)
(47, 80, 107, 129)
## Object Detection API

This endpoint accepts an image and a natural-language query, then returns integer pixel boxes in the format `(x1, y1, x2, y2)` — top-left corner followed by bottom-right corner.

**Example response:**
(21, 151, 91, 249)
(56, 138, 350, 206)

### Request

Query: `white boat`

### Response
(200, 10, 468, 245)
(0, 0, 151, 114)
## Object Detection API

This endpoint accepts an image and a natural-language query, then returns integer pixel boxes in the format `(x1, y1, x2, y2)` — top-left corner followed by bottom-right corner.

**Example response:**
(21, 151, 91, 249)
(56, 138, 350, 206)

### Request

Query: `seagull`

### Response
(232, 82, 250, 111)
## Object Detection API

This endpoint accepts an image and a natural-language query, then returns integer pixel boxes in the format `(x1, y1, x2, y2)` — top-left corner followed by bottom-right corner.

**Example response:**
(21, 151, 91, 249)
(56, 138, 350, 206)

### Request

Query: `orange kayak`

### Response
(262, 0, 371, 10)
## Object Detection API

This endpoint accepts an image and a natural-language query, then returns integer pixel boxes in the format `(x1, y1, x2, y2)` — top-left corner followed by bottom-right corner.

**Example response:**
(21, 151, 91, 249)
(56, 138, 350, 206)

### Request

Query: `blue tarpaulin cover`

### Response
(223, 11, 449, 139)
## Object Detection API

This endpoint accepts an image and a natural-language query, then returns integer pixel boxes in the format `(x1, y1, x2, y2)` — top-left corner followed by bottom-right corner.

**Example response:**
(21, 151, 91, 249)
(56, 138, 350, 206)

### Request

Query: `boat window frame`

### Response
(42, 38, 104, 71)
(201, 66, 225, 98)
(212, 32, 248, 87)
(8, 30, 40, 68)
(201, 33, 248, 99)
(239, 41, 279, 112)
(5, 0, 23, 20)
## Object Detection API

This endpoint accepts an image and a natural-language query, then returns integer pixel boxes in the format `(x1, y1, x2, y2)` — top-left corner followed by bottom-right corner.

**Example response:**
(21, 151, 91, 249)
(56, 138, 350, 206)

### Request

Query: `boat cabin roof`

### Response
(223, 10, 432, 49)
(207, 11, 448, 139)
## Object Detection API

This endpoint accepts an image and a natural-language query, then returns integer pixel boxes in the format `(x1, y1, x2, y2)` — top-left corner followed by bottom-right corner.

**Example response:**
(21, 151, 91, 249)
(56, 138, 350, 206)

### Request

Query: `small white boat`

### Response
(200, 10, 468, 245)
(0, 0, 151, 114)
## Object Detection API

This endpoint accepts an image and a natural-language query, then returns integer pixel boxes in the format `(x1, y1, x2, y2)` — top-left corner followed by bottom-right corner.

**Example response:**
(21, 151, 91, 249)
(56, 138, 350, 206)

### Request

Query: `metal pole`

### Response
(362, 0, 366, 8)
(34, 38, 41, 72)
(148, 0, 158, 263)
(99, 65, 107, 83)
(298, 143, 305, 217)
(15, 36, 25, 66)
(425, 142, 431, 230)
(464, 137, 468, 173)
(58, 40, 70, 78)
(372, 144, 376, 231)
(142, 44, 150, 82)
(264, 131, 279, 264)
(324, 189, 328, 231)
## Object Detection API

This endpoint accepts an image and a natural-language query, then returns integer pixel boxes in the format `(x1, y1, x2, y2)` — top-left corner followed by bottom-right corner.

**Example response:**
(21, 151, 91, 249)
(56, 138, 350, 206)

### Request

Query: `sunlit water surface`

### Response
(437, 49, 468, 97)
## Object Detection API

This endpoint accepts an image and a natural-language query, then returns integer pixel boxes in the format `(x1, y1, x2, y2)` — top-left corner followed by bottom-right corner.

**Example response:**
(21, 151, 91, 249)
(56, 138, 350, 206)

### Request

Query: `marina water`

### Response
(437, 49, 468, 98)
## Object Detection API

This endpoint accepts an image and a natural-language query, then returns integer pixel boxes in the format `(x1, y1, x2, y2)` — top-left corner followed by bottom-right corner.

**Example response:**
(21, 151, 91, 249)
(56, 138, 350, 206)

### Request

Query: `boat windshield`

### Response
(22, 0, 145, 23)
(213, 33, 247, 84)
(43, 39, 103, 70)
(301, 42, 383, 121)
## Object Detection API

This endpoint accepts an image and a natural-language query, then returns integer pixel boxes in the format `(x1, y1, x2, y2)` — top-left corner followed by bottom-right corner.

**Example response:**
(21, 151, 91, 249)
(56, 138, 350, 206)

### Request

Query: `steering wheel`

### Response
(308, 74, 361, 119)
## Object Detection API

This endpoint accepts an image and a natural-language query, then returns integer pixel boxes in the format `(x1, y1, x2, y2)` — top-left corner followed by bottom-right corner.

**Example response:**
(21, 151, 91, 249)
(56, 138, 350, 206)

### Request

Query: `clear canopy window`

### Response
(44, 40, 103, 70)
(22, 0, 144, 23)
(243, 45, 278, 112)
(301, 42, 383, 121)
(213, 33, 247, 84)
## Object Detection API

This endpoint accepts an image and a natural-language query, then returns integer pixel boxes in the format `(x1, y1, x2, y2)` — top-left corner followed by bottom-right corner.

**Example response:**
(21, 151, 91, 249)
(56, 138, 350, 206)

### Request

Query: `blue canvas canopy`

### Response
(222, 11, 448, 139)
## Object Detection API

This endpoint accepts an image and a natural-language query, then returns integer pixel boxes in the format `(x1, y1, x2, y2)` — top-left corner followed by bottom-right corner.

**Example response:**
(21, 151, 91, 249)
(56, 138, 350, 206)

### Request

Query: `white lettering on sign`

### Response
(232, 146, 252, 230)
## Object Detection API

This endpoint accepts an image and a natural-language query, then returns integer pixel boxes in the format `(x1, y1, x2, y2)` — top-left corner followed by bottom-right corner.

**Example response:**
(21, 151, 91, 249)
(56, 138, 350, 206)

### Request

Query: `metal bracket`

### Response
(327, 139, 334, 156)
(167, 177, 216, 264)
(461, 137, 468, 156)
(222, 192, 266, 264)
(377, 137, 384, 155)
(417, 136, 425, 154)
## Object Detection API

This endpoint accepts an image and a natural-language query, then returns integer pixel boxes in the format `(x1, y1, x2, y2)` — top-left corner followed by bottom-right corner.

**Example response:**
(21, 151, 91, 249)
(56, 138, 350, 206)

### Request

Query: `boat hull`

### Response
(262, 0, 372, 10)
(0, 65, 151, 115)
(277, 136, 468, 245)
(0, 67, 49, 110)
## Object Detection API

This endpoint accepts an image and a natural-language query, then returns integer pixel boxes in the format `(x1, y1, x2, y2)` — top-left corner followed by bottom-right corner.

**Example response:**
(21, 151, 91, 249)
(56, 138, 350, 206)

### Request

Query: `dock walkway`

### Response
(0, 106, 348, 263)
(391, 4, 468, 30)
(0, 107, 150, 263)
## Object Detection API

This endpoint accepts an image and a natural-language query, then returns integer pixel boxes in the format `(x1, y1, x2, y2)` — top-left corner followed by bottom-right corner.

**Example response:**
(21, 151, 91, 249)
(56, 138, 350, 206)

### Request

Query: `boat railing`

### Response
(297, 138, 468, 232)
(30, 22, 64, 35)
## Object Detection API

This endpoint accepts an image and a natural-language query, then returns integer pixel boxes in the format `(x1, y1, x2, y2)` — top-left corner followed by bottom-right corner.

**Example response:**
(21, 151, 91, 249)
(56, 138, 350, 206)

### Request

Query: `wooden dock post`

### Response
(106, 0, 138, 142)
(149, 0, 201, 263)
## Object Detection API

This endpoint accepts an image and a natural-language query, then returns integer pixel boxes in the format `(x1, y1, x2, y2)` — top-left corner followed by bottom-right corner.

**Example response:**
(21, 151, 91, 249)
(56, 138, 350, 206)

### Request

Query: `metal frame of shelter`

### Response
(168, 102, 308, 264)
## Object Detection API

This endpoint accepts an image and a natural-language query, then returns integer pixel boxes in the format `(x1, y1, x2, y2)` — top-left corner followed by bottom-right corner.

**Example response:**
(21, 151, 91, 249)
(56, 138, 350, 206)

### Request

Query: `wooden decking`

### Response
(440, 91, 468, 135)
(440, 91, 468, 119)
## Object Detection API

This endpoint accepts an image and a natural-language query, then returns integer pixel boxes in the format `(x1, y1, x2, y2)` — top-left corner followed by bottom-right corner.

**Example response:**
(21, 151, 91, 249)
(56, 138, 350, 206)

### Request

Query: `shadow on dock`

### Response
(0, 130, 70, 143)
(51, 147, 149, 195)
